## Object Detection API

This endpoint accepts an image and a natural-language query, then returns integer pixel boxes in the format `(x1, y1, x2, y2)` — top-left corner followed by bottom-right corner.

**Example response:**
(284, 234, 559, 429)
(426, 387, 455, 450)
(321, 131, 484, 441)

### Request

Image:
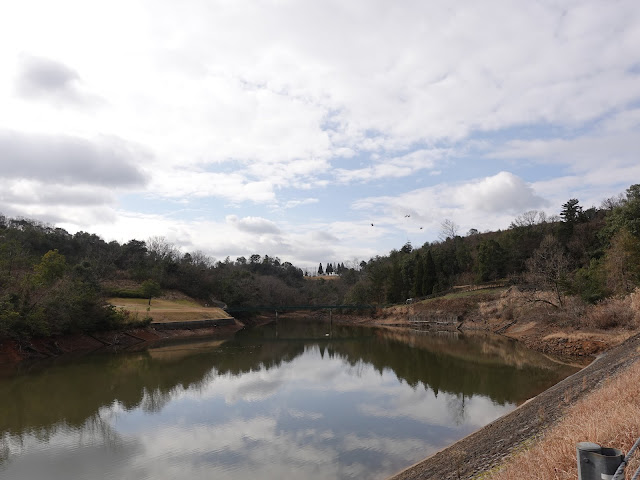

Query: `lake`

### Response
(0, 320, 579, 480)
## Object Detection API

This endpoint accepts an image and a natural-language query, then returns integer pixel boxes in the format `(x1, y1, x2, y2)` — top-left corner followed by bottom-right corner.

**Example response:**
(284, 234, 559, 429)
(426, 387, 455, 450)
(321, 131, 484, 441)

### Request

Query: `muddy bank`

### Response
(0, 320, 244, 365)
(388, 332, 640, 480)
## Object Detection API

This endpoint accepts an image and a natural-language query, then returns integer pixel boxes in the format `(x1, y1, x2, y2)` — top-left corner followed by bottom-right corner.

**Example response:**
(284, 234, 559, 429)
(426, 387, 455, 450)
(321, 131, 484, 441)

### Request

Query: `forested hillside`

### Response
(350, 185, 640, 306)
(1, 184, 639, 339)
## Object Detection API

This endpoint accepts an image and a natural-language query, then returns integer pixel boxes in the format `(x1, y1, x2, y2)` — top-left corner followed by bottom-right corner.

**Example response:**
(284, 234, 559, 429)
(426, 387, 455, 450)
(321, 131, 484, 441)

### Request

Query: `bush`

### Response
(105, 288, 145, 298)
(585, 296, 637, 330)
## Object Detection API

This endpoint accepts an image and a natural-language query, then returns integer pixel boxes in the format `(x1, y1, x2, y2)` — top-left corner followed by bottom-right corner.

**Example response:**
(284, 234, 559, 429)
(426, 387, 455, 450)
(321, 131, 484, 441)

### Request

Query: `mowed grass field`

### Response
(108, 297, 232, 323)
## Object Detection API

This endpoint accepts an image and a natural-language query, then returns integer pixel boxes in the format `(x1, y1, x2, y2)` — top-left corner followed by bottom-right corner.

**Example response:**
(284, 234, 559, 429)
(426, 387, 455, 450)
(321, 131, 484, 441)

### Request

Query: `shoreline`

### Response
(386, 332, 640, 480)
(1, 312, 637, 479)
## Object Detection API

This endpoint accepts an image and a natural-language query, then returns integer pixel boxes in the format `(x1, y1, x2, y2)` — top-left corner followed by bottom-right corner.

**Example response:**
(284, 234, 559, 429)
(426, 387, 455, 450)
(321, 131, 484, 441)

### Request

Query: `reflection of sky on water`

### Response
(1, 345, 514, 480)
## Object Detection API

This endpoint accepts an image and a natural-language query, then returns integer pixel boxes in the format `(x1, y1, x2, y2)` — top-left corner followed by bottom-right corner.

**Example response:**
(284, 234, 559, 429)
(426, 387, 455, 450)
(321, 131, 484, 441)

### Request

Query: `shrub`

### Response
(585, 296, 637, 330)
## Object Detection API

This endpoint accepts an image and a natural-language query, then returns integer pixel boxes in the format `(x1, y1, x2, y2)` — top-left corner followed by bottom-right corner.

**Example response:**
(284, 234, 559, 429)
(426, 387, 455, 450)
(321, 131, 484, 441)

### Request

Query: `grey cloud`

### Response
(311, 231, 339, 243)
(0, 130, 149, 187)
(0, 180, 114, 206)
(16, 55, 89, 105)
(226, 215, 281, 234)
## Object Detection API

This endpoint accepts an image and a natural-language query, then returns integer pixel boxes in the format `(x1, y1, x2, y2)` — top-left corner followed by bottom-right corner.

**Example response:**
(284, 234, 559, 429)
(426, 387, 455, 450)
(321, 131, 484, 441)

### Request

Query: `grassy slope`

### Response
(484, 359, 640, 480)
(108, 297, 232, 323)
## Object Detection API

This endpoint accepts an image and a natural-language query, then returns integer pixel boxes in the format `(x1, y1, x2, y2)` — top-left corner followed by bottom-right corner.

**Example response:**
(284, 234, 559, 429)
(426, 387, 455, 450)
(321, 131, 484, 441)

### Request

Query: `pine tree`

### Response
(414, 254, 424, 296)
(423, 250, 436, 295)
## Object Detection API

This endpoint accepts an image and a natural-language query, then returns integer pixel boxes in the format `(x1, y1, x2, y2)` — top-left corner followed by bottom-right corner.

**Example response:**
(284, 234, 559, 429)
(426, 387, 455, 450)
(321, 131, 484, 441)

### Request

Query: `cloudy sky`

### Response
(1, 0, 639, 269)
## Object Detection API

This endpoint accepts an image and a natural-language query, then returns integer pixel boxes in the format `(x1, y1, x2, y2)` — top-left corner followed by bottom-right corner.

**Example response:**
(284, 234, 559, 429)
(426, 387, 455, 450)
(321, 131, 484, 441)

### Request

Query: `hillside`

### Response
(1, 183, 639, 341)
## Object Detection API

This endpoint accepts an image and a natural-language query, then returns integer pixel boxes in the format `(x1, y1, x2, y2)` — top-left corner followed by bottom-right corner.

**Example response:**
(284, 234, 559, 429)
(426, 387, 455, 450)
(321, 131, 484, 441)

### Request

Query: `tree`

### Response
(476, 240, 505, 282)
(606, 184, 640, 238)
(525, 235, 571, 308)
(510, 210, 546, 229)
(560, 199, 582, 224)
(603, 229, 640, 294)
(141, 280, 162, 306)
(147, 236, 179, 262)
(439, 219, 459, 241)
(326, 263, 334, 275)
(34, 249, 66, 285)
(423, 250, 436, 295)
(414, 254, 425, 296)
(318, 263, 324, 275)
(386, 260, 403, 303)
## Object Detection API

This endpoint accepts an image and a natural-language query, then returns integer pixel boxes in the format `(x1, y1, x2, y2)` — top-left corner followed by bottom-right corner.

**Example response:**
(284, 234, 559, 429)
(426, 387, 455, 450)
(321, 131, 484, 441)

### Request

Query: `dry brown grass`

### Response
(584, 296, 638, 330)
(484, 360, 640, 480)
(304, 275, 341, 281)
(108, 297, 231, 323)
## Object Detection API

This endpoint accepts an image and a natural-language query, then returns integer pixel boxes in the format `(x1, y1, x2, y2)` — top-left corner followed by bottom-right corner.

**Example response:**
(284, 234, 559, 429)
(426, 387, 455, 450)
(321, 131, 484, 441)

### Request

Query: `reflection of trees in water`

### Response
(1, 435, 13, 466)
(82, 411, 124, 450)
(0, 337, 307, 440)
(324, 330, 577, 405)
(0, 322, 576, 449)
(446, 393, 467, 426)
(1, 408, 130, 468)
(141, 388, 172, 413)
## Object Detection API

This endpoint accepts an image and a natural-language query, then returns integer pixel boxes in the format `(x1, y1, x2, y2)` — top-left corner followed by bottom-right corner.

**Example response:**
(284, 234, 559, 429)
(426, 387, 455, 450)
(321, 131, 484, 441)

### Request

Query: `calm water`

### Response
(0, 320, 578, 480)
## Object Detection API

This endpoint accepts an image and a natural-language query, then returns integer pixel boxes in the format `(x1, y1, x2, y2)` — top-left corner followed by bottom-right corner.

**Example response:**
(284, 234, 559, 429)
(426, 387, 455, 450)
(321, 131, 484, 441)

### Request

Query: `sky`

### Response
(1, 0, 640, 271)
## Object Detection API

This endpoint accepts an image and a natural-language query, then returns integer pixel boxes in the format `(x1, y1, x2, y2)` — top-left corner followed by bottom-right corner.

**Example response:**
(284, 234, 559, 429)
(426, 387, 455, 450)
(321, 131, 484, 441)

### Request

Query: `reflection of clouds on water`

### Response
(357, 384, 513, 429)
(288, 408, 324, 420)
(90, 348, 507, 479)
(1, 414, 143, 480)
(1, 337, 556, 480)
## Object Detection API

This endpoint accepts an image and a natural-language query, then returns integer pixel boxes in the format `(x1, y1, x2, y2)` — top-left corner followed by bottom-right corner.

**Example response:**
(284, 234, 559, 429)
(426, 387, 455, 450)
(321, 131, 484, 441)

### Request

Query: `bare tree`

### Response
(604, 229, 640, 294)
(146, 236, 179, 262)
(525, 235, 571, 308)
(510, 210, 547, 229)
(439, 219, 459, 241)
(600, 194, 625, 211)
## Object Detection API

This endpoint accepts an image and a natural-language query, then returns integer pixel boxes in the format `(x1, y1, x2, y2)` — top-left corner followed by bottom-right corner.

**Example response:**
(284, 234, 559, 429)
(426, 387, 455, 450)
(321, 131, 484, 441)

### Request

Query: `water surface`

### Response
(0, 320, 578, 480)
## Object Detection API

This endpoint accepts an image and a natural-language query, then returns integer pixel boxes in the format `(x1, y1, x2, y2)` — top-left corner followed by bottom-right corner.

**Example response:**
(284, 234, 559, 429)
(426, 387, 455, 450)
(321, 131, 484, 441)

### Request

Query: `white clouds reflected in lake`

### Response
(0, 324, 578, 480)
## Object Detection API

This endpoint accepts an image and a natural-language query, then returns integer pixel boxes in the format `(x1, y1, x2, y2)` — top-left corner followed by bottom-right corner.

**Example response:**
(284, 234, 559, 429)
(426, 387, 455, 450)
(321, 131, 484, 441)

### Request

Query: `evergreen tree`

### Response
(560, 198, 582, 223)
(386, 260, 403, 303)
(318, 263, 324, 275)
(414, 254, 425, 296)
(423, 250, 436, 295)
(476, 239, 506, 282)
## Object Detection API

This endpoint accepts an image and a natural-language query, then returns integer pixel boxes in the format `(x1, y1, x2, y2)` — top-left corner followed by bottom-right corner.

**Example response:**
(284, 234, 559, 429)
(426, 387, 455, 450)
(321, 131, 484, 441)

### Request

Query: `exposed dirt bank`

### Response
(1, 289, 637, 480)
(0, 321, 244, 366)
(338, 288, 639, 359)
(388, 332, 640, 480)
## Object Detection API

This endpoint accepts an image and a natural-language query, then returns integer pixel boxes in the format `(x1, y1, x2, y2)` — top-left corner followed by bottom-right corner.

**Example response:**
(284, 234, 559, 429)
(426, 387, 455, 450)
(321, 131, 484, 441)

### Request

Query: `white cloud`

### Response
(335, 149, 447, 184)
(283, 198, 318, 209)
(352, 172, 548, 240)
(454, 171, 547, 214)
(0, 0, 639, 261)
